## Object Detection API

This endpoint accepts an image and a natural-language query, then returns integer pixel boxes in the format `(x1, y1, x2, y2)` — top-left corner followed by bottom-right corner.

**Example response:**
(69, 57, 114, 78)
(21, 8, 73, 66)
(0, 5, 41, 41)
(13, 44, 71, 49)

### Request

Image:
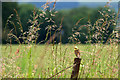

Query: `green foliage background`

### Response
(2, 2, 117, 44)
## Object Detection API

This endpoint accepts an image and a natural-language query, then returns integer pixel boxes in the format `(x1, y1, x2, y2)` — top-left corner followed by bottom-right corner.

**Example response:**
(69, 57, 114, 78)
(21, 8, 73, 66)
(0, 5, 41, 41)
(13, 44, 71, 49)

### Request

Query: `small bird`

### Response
(74, 46, 80, 58)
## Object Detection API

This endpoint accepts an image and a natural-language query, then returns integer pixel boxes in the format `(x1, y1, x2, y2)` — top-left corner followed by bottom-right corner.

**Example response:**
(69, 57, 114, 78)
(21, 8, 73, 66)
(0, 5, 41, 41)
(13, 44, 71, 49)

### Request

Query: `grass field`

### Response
(1, 43, 118, 78)
(1, 1, 119, 78)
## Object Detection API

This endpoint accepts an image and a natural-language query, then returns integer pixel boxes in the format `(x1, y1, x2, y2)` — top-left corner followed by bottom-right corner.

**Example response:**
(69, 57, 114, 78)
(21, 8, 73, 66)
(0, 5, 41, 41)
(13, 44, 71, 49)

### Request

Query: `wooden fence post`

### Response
(71, 58, 81, 79)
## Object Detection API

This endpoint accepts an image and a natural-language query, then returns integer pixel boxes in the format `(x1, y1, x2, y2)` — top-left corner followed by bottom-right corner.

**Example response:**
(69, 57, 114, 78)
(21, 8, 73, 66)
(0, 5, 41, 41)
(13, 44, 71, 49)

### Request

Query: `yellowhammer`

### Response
(74, 46, 80, 58)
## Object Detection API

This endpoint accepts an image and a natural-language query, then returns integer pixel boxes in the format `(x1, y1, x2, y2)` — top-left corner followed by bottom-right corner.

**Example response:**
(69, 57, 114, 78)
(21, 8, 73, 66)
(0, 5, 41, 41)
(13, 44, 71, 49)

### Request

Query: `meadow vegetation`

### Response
(1, 44, 118, 78)
(1, 1, 119, 79)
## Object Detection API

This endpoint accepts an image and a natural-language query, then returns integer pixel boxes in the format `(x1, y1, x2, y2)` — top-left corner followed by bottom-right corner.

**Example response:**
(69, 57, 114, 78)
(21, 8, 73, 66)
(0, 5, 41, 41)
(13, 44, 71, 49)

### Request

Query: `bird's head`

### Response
(74, 46, 78, 50)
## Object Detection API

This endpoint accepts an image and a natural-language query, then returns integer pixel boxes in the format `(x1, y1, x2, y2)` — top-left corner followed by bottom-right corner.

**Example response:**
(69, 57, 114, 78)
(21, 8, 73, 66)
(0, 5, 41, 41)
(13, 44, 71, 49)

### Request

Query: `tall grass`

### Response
(1, 1, 119, 79)
(1, 44, 118, 78)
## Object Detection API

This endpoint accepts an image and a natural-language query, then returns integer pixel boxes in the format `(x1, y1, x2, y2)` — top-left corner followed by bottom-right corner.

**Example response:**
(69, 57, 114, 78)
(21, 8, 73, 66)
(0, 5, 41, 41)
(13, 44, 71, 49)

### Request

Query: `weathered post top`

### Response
(71, 58, 81, 80)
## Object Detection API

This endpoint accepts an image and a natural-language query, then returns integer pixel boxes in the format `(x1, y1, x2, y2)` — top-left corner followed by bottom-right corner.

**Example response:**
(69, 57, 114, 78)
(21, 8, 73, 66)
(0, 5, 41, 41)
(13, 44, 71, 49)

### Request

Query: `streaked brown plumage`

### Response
(74, 46, 80, 58)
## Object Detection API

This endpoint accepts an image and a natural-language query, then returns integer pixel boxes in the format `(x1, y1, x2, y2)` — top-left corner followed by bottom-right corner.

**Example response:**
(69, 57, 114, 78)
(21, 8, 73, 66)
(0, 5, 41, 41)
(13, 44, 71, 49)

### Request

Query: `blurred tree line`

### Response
(2, 2, 35, 44)
(2, 2, 117, 44)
